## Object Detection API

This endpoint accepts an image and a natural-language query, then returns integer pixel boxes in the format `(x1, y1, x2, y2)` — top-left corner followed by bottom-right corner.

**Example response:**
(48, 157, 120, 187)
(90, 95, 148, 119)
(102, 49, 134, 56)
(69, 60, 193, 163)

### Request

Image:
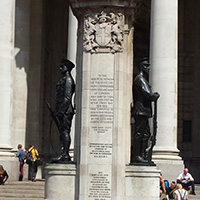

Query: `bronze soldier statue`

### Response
(51, 59, 75, 163)
(131, 58, 160, 164)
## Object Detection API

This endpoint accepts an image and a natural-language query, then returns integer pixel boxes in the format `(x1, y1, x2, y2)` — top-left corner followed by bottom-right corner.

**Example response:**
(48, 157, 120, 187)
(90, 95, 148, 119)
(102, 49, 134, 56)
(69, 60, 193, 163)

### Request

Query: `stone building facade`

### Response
(0, 0, 200, 184)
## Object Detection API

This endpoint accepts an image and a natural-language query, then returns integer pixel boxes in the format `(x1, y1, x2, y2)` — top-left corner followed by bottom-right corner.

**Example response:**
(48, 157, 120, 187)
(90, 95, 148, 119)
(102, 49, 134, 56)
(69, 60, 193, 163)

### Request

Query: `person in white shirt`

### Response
(177, 168, 195, 195)
(174, 184, 188, 200)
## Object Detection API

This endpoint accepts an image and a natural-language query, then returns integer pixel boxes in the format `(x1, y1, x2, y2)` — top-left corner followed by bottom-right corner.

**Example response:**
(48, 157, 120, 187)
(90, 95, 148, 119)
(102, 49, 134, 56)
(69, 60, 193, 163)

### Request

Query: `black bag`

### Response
(36, 157, 43, 166)
(25, 149, 33, 164)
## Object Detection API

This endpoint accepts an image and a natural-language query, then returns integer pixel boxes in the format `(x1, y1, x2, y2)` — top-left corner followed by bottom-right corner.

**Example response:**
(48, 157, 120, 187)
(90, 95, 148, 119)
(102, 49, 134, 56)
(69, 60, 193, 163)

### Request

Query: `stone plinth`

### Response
(125, 165, 160, 200)
(44, 163, 76, 200)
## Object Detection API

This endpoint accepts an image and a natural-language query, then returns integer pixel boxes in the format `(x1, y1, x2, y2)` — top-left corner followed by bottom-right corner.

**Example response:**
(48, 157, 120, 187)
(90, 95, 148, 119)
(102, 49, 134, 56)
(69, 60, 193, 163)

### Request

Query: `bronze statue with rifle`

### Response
(131, 57, 160, 165)
(47, 59, 75, 163)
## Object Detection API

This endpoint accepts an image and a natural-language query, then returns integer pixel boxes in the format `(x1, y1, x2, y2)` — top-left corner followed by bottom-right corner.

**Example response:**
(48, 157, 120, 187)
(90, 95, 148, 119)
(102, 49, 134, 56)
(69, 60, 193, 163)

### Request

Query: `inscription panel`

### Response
(89, 143, 112, 158)
(87, 54, 114, 200)
(90, 74, 114, 127)
(89, 73, 114, 163)
(88, 168, 112, 200)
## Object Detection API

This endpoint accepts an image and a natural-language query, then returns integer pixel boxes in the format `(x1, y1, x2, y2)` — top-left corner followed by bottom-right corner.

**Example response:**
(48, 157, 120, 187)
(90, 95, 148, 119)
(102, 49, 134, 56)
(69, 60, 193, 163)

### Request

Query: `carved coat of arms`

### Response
(83, 11, 124, 53)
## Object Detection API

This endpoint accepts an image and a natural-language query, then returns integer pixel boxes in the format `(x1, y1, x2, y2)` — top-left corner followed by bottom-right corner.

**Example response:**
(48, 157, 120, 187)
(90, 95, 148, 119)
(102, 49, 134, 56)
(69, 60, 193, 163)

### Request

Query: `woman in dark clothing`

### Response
(0, 165, 9, 185)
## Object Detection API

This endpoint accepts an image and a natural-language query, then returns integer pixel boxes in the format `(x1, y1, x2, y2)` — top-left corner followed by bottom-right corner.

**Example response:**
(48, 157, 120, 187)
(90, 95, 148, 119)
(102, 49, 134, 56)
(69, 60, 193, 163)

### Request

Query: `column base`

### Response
(125, 165, 160, 200)
(44, 163, 76, 200)
(0, 155, 19, 181)
(152, 147, 184, 182)
(0, 146, 29, 181)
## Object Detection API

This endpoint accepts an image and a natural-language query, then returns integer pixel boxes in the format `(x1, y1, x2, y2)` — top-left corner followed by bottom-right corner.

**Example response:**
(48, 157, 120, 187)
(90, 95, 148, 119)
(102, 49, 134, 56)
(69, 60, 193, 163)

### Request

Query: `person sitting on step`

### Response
(177, 168, 196, 195)
(0, 165, 9, 185)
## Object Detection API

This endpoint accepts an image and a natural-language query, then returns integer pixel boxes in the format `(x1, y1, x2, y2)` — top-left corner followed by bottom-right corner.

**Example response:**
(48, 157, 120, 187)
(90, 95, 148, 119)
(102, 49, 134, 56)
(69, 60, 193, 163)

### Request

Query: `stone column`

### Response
(0, 0, 15, 153)
(12, 0, 30, 151)
(67, 6, 78, 64)
(0, 0, 18, 180)
(150, 0, 183, 180)
(70, 1, 135, 199)
(67, 6, 78, 158)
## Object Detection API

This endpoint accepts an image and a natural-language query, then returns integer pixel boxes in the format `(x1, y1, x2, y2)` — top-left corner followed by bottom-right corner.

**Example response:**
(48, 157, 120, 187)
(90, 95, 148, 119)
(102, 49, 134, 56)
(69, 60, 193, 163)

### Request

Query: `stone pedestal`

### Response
(125, 165, 160, 200)
(44, 164, 76, 200)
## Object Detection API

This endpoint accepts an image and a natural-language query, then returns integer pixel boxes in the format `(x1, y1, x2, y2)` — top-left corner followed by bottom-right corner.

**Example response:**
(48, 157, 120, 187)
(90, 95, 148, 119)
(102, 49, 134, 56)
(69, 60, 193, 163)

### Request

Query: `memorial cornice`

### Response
(69, 0, 138, 9)
(69, 0, 143, 22)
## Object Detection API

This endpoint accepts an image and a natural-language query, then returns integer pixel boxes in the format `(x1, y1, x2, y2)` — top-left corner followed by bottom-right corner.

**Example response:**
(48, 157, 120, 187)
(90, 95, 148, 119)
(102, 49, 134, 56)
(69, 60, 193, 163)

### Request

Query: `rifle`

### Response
(46, 102, 60, 131)
(148, 99, 158, 163)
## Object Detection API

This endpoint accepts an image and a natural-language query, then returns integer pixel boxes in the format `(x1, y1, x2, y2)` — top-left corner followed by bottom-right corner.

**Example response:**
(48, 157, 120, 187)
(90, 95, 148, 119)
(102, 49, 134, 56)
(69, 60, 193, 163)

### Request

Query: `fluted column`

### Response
(150, 0, 183, 180)
(0, 0, 15, 154)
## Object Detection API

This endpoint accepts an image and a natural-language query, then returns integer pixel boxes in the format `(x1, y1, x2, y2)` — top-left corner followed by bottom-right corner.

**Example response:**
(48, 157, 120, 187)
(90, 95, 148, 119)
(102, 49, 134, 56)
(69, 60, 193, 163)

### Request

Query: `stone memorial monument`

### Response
(45, 1, 161, 200)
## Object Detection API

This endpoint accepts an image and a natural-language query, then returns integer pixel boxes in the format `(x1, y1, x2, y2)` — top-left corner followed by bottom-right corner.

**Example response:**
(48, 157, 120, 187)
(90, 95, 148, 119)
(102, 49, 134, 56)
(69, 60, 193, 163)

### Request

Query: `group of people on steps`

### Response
(160, 168, 196, 200)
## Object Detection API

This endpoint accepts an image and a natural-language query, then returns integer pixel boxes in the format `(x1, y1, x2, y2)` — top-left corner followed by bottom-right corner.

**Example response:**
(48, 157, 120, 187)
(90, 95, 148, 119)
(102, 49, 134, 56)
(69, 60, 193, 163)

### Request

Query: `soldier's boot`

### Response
(60, 132, 71, 161)
(141, 141, 148, 161)
(50, 147, 64, 163)
(51, 132, 71, 163)
(61, 141, 71, 161)
(132, 136, 148, 163)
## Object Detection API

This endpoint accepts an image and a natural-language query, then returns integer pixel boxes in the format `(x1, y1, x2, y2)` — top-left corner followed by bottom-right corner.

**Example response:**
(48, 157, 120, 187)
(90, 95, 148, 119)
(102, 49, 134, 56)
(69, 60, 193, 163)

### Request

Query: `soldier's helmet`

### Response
(60, 59, 75, 71)
(137, 57, 150, 73)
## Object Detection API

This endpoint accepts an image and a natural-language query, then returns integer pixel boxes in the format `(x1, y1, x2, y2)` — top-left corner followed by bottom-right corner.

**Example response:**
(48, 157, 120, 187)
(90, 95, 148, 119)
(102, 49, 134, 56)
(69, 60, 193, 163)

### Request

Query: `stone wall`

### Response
(41, 0, 69, 158)
(178, 0, 200, 183)
(19, 0, 70, 159)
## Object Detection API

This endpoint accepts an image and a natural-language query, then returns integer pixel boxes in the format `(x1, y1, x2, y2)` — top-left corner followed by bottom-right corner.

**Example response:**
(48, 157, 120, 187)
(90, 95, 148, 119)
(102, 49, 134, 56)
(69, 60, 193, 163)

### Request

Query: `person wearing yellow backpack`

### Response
(27, 144, 39, 182)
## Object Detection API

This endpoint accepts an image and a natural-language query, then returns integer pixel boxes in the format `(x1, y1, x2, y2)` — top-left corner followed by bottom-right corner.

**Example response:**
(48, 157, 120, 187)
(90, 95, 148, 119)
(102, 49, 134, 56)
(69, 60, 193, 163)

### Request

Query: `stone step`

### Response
(0, 193, 44, 198)
(6, 180, 45, 186)
(0, 198, 44, 200)
(0, 180, 45, 199)
(0, 188, 44, 194)
(0, 190, 43, 195)
(0, 185, 44, 190)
